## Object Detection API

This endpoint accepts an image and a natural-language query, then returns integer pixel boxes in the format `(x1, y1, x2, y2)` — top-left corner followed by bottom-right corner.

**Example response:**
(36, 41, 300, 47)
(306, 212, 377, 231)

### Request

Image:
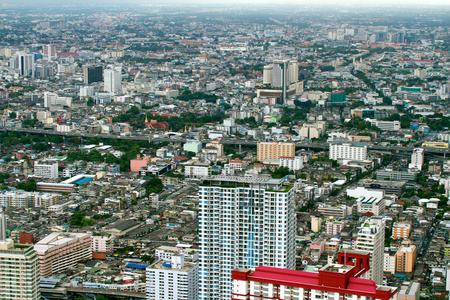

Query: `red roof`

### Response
(174, 156, 189, 161)
(232, 265, 397, 300)
(92, 253, 107, 260)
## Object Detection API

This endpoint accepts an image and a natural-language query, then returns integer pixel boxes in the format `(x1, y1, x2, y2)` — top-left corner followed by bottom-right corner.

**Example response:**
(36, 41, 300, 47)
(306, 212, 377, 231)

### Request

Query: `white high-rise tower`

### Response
(409, 148, 424, 171)
(104, 69, 122, 94)
(198, 176, 295, 300)
(0, 208, 6, 242)
(16, 52, 35, 77)
(354, 217, 385, 285)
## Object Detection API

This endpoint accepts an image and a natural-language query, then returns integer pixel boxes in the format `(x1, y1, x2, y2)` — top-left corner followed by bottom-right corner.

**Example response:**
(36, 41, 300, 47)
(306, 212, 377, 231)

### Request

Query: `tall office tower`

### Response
(263, 65, 273, 85)
(409, 148, 424, 171)
(17, 52, 35, 77)
(104, 69, 122, 94)
(288, 61, 299, 84)
(256, 142, 295, 162)
(261, 60, 299, 104)
(83, 66, 103, 84)
(0, 209, 41, 300)
(198, 176, 295, 300)
(354, 217, 385, 285)
(43, 44, 56, 61)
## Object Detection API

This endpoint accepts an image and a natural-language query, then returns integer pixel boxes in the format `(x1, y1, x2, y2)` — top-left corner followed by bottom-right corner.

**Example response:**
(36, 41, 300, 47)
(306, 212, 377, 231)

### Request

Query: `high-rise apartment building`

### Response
(104, 69, 122, 94)
(83, 66, 103, 84)
(34, 232, 92, 277)
(329, 141, 368, 161)
(198, 176, 295, 300)
(409, 148, 424, 171)
(0, 209, 40, 300)
(354, 217, 385, 285)
(43, 44, 56, 61)
(396, 242, 416, 273)
(146, 256, 198, 300)
(257, 142, 295, 162)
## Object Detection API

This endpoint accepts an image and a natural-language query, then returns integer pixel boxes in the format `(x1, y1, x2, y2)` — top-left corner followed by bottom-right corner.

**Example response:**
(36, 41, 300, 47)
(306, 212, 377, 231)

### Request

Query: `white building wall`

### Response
(185, 166, 209, 178)
(354, 217, 385, 285)
(34, 162, 58, 178)
(198, 180, 295, 300)
(146, 261, 198, 300)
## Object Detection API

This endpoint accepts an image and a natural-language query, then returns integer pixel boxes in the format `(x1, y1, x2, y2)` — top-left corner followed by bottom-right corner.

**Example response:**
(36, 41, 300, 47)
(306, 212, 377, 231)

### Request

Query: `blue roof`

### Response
(74, 177, 93, 185)
(125, 263, 148, 269)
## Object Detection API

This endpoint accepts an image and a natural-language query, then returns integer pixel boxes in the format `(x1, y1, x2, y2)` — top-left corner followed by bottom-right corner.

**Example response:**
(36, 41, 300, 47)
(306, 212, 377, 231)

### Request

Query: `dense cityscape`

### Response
(0, 1, 450, 300)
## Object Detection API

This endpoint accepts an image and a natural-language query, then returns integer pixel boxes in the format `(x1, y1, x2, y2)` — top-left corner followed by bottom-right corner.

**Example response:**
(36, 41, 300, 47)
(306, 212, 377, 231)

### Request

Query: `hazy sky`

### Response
(2, 0, 450, 5)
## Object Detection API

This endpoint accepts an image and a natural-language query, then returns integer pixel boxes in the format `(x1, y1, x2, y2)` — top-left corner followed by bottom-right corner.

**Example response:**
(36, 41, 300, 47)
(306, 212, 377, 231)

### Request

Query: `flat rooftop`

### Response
(34, 232, 90, 253)
(148, 259, 196, 272)
(202, 175, 284, 185)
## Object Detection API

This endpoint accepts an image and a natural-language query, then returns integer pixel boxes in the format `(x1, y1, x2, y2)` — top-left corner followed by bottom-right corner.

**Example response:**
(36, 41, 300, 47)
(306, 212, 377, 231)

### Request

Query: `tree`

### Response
(146, 177, 163, 195)
(9, 112, 17, 119)
(70, 211, 94, 226)
(382, 96, 392, 105)
(271, 167, 293, 179)
(86, 97, 94, 106)
(16, 179, 37, 191)
(128, 106, 140, 115)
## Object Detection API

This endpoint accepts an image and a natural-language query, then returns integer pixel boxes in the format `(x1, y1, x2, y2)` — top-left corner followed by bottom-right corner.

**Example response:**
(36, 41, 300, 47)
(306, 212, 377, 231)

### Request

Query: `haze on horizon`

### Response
(2, 0, 450, 6)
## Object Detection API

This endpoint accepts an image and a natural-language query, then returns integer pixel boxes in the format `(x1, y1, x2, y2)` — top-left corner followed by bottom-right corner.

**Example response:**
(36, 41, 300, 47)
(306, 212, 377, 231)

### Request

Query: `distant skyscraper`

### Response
(354, 217, 385, 285)
(0, 208, 40, 300)
(0, 208, 6, 242)
(43, 44, 56, 61)
(103, 69, 122, 94)
(262, 60, 299, 104)
(14, 52, 35, 77)
(198, 176, 295, 300)
(409, 148, 424, 171)
(83, 66, 103, 84)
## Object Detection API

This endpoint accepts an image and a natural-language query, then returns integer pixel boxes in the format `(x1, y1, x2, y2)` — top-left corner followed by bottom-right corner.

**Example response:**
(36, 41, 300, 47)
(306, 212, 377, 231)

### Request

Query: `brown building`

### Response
(396, 242, 416, 273)
(257, 142, 295, 162)
(19, 232, 34, 245)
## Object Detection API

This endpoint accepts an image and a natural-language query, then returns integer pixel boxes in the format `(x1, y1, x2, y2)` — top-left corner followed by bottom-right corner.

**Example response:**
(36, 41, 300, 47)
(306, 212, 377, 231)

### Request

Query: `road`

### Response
(66, 287, 146, 299)
(1, 127, 449, 155)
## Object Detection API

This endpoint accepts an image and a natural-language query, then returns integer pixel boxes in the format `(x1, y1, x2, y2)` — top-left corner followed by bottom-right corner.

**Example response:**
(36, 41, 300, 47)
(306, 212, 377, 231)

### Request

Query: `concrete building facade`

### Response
(34, 232, 92, 277)
(198, 176, 295, 300)
(354, 217, 385, 285)
(257, 142, 295, 162)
